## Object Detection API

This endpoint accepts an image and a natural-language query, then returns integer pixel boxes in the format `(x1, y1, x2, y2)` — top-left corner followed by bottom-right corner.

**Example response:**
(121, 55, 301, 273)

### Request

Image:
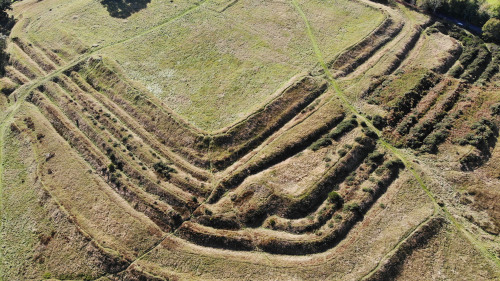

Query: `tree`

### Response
(0, 0, 13, 76)
(483, 18, 500, 43)
(422, 0, 443, 13)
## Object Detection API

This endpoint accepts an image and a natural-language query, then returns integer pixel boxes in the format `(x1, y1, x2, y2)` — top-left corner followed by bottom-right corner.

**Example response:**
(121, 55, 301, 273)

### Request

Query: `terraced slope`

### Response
(1, 0, 500, 280)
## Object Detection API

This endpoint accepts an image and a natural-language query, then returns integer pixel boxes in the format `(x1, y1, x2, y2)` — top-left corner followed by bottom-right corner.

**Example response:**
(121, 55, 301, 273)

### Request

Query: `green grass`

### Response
(485, 0, 500, 6)
(14, 0, 383, 131)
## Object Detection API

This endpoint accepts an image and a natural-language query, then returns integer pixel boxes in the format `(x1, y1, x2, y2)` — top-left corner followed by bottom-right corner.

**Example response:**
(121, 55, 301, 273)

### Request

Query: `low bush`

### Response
(153, 161, 176, 179)
(456, 118, 498, 151)
(328, 191, 342, 204)
(309, 138, 332, 151)
(343, 202, 360, 212)
(327, 118, 358, 140)
(372, 115, 387, 129)
(491, 103, 500, 116)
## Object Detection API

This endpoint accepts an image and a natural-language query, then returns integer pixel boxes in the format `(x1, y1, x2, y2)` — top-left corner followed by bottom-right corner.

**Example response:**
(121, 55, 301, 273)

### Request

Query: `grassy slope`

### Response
(0, 118, 107, 280)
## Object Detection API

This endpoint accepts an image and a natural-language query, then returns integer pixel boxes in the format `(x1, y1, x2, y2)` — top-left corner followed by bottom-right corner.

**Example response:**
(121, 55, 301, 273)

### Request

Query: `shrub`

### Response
(343, 202, 360, 212)
(457, 119, 497, 150)
(309, 137, 332, 151)
(338, 149, 347, 157)
(483, 18, 500, 43)
(327, 118, 358, 139)
(491, 103, 500, 116)
(372, 115, 387, 129)
(448, 64, 464, 78)
(328, 191, 342, 204)
(153, 161, 176, 179)
(367, 151, 384, 164)
(364, 129, 378, 139)
(384, 159, 404, 171)
(108, 163, 116, 173)
(460, 153, 482, 170)
(362, 187, 374, 193)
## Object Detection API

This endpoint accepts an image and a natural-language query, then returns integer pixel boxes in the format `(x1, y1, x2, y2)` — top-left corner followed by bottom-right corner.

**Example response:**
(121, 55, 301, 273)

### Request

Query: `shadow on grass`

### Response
(100, 0, 152, 18)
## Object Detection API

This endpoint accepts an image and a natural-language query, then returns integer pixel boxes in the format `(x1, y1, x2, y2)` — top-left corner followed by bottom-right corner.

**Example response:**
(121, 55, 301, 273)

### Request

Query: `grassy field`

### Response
(1, 0, 500, 279)
(13, 0, 383, 131)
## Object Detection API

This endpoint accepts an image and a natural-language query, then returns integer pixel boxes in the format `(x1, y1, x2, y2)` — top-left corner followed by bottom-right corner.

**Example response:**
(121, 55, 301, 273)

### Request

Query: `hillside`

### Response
(0, 0, 499, 280)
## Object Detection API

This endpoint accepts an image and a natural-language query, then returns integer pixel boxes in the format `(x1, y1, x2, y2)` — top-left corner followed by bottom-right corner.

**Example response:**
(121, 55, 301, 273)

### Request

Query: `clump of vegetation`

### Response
(327, 118, 358, 139)
(491, 103, 500, 116)
(384, 159, 404, 171)
(309, 118, 358, 151)
(0, 0, 14, 76)
(366, 151, 385, 168)
(310, 137, 332, 151)
(153, 161, 176, 180)
(362, 187, 374, 193)
(343, 202, 360, 213)
(456, 118, 498, 151)
(460, 152, 483, 170)
(483, 18, 500, 44)
(372, 114, 387, 129)
(328, 191, 343, 205)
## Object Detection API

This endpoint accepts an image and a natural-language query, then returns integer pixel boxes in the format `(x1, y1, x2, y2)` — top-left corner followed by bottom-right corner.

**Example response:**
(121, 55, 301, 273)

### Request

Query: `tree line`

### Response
(0, 0, 14, 76)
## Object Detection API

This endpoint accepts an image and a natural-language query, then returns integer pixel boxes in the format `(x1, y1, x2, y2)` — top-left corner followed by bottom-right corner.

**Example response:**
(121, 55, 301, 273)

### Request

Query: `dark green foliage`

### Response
(343, 202, 360, 212)
(338, 149, 347, 157)
(397, 114, 418, 135)
(384, 159, 404, 171)
(327, 118, 358, 140)
(420, 113, 458, 153)
(491, 103, 500, 116)
(437, 0, 490, 27)
(309, 137, 332, 151)
(421, 129, 449, 153)
(477, 50, 499, 84)
(362, 187, 374, 193)
(0, 0, 14, 76)
(483, 18, 500, 43)
(444, 27, 491, 82)
(309, 118, 358, 151)
(366, 151, 385, 168)
(460, 47, 491, 82)
(153, 161, 176, 180)
(108, 163, 116, 173)
(327, 191, 342, 204)
(456, 118, 498, 151)
(363, 129, 378, 139)
(460, 153, 482, 170)
(448, 64, 464, 78)
(372, 115, 387, 129)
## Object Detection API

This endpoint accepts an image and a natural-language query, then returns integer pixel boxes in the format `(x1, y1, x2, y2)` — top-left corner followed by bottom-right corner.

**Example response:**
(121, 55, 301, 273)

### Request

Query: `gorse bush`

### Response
(372, 115, 387, 129)
(310, 138, 332, 151)
(328, 191, 342, 204)
(309, 118, 358, 151)
(457, 118, 498, 151)
(327, 118, 358, 140)
(491, 103, 500, 116)
(153, 161, 176, 179)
